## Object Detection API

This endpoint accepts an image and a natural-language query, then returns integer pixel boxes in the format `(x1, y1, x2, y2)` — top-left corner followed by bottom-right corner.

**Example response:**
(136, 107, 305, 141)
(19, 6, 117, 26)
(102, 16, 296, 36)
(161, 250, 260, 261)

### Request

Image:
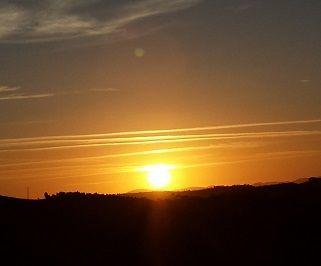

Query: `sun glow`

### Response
(143, 164, 173, 189)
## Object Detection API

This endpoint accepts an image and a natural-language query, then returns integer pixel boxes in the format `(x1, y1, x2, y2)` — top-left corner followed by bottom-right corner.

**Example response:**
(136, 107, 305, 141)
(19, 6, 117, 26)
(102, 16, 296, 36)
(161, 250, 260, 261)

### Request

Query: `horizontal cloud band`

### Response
(0, 0, 201, 43)
(0, 118, 320, 183)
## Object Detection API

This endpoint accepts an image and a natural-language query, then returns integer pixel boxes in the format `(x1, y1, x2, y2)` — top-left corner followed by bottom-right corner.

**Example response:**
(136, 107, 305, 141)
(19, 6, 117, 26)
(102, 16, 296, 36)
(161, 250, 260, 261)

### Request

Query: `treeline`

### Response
(44, 177, 321, 201)
(1, 177, 320, 265)
(44, 191, 119, 200)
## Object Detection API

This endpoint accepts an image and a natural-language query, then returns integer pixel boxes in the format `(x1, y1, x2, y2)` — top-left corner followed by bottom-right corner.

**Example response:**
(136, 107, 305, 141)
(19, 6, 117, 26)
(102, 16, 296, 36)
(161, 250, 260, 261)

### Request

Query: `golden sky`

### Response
(0, 0, 320, 198)
(1, 119, 321, 198)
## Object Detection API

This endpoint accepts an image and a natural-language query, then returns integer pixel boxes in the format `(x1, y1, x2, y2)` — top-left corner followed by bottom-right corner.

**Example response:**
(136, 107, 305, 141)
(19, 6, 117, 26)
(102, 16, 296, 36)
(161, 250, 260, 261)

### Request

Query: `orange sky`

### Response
(0, 0, 321, 198)
(1, 119, 321, 198)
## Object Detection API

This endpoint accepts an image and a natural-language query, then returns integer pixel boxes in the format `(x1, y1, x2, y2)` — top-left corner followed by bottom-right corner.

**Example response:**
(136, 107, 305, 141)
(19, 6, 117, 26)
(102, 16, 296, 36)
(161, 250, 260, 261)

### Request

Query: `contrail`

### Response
(0, 130, 320, 152)
(0, 118, 320, 143)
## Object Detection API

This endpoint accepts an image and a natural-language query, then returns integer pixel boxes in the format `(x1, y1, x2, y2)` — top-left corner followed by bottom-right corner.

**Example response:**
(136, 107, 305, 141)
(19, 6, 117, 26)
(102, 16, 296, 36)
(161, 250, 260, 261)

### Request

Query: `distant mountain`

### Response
(126, 186, 205, 194)
(126, 189, 151, 194)
(123, 177, 321, 199)
(252, 181, 283, 186)
(253, 176, 321, 187)
(128, 177, 321, 195)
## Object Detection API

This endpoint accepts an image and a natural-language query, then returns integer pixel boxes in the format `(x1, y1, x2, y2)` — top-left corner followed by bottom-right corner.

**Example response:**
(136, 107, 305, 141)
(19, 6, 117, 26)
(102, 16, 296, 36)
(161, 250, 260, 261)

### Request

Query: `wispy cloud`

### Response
(0, 0, 202, 43)
(0, 85, 20, 92)
(0, 120, 54, 126)
(0, 84, 119, 101)
(1, 118, 319, 143)
(0, 93, 54, 101)
(0, 142, 260, 170)
(0, 85, 54, 101)
(0, 130, 320, 152)
(0, 118, 320, 183)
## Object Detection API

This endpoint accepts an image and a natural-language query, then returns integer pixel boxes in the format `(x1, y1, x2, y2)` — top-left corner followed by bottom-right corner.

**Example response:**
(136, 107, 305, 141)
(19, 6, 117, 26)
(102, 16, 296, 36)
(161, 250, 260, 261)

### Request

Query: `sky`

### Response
(0, 0, 320, 198)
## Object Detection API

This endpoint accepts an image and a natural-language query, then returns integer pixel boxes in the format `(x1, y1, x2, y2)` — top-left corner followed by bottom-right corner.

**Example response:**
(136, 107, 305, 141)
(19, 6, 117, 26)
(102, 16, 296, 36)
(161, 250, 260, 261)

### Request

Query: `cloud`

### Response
(1, 118, 320, 182)
(0, 0, 201, 43)
(0, 85, 20, 92)
(0, 130, 320, 152)
(0, 120, 54, 126)
(0, 93, 54, 101)
(0, 118, 320, 143)
(0, 118, 320, 161)
(0, 85, 54, 101)
(0, 84, 119, 101)
(0, 5, 26, 39)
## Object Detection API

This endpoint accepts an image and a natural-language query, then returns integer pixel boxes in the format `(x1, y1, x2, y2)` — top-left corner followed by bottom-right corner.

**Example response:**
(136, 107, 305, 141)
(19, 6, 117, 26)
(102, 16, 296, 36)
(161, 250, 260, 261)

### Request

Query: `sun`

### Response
(144, 164, 173, 190)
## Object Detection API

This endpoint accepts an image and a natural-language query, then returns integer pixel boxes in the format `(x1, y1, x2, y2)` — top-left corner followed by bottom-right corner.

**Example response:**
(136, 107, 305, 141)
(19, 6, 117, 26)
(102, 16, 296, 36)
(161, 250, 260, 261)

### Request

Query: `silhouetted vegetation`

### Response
(1, 178, 321, 265)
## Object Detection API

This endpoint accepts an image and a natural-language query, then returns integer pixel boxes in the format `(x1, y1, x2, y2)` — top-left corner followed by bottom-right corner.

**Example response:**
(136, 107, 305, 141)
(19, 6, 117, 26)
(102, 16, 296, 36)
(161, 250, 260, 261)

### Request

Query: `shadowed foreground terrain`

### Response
(1, 178, 321, 265)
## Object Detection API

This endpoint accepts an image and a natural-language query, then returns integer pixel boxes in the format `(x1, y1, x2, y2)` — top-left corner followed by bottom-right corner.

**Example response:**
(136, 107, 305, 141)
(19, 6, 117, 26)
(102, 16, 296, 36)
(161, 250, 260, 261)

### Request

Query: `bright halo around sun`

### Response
(144, 164, 173, 190)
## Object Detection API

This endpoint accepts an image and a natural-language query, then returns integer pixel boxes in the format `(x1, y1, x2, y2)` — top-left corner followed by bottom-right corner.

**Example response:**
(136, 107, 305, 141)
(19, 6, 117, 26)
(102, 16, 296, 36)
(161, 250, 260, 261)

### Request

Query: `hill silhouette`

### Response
(1, 177, 321, 265)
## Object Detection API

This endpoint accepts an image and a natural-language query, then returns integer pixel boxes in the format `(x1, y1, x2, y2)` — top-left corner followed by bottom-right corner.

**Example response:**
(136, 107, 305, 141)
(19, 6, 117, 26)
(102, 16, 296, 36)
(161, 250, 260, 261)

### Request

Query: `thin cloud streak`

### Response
(1, 119, 320, 183)
(0, 118, 320, 143)
(0, 130, 320, 152)
(0, 120, 54, 126)
(0, 142, 259, 170)
(0, 84, 119, 102)
(0, 93, 55, 101)
(0, 84, 55, 101)
(0, 85, 20, 92)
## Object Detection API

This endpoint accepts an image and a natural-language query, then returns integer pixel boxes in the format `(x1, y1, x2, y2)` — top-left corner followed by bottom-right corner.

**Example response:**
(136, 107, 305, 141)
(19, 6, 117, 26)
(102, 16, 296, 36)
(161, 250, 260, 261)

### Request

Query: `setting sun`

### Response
(144, 164, 173, 189)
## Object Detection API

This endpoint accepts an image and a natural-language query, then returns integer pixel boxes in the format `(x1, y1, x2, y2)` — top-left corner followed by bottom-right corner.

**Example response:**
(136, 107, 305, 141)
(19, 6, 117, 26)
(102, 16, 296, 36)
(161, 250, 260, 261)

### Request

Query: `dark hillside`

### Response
(1, 178, 321, 265)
